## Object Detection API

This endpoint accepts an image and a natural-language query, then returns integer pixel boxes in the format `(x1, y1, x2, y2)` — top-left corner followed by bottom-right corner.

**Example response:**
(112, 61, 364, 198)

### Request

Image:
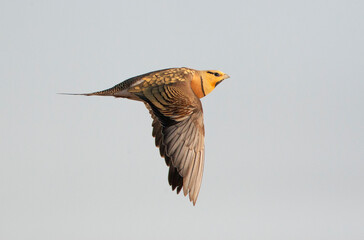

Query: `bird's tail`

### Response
(58, 80, 133, 96)
(57, 90, 114, 96)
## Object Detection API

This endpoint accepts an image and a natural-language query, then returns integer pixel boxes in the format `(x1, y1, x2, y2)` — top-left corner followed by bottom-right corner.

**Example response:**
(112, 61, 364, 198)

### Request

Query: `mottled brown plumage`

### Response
(62, 67, 229, 205)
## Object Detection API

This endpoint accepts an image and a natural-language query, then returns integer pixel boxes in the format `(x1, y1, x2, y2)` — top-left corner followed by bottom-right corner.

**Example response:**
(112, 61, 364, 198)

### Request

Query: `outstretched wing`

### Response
(137, 81, 205, 205)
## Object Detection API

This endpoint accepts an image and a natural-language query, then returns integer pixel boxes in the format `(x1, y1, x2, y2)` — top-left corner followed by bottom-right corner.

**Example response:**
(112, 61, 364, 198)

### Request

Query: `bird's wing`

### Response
(137, 81, 205, 205)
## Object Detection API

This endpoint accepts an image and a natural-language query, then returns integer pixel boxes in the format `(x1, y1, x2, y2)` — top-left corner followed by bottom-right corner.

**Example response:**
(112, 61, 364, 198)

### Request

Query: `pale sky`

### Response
(1, 0, 363, 239)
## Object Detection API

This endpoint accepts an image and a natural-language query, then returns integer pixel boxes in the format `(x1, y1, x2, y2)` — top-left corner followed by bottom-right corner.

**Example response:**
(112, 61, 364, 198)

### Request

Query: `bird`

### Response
(62, 67, 229, 205)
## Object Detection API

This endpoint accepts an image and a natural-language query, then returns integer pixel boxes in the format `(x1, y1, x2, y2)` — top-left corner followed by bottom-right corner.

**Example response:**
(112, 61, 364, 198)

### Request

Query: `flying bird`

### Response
(63, 67, 229, 205)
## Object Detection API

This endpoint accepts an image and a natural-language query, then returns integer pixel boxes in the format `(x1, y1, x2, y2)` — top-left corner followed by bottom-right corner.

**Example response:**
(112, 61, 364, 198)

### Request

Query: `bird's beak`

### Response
(223, 74, 230, 80)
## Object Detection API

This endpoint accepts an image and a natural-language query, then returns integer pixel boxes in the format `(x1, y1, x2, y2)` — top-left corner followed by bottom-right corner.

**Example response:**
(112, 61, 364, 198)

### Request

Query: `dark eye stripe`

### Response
(207, 71, 220, 77)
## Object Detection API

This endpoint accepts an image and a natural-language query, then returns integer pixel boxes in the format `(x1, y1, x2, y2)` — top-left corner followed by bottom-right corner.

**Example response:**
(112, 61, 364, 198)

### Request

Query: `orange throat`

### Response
(191, 76, 206, 98)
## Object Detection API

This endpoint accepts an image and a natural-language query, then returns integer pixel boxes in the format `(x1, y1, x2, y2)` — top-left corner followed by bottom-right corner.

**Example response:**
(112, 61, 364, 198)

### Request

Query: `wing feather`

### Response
(141, 80, 205, 205)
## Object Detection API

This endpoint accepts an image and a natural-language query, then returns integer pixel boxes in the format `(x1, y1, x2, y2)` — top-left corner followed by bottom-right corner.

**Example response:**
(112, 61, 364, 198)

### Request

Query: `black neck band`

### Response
(200, 76, 206, 96)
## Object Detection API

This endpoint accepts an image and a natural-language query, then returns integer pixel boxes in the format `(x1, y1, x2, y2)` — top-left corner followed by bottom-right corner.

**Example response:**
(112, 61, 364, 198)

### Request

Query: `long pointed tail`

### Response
(58, 93, 92, 96)
(58, 80, 133, 96)
(57, 91, 113, 96)
(59, 75, 140, 97)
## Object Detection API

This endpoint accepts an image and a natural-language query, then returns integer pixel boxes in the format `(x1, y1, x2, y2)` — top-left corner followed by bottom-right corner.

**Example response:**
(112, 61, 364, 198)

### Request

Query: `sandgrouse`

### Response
(63, 67, 229, 205)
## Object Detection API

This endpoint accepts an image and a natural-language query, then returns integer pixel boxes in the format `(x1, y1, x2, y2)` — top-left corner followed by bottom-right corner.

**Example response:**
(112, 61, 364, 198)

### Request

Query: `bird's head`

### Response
(192, 70, 229, 98)
(203, 70, 230, 87)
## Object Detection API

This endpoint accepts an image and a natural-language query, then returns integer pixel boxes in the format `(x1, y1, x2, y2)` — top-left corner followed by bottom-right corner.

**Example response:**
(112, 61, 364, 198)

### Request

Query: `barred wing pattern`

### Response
(137, 83, 205, 205)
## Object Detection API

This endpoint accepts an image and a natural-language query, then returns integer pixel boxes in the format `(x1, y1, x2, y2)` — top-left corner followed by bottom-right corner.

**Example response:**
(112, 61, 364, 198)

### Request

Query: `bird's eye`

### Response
(214, 72, 220, 77)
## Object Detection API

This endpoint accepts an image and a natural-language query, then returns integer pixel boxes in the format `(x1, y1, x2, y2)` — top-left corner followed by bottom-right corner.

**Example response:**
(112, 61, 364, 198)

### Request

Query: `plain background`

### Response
(1, 0, 363, 239)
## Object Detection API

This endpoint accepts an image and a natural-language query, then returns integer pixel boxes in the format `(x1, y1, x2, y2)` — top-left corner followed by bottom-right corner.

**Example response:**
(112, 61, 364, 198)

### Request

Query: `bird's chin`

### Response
(215, 80, 223, 87)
